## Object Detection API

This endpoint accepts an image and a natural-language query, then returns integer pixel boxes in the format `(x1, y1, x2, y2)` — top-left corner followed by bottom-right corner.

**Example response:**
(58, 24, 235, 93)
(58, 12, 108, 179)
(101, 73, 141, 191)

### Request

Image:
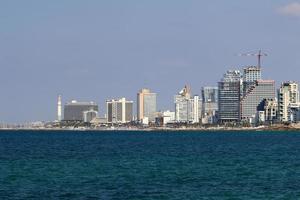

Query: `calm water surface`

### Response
(1, 130, 300, 199)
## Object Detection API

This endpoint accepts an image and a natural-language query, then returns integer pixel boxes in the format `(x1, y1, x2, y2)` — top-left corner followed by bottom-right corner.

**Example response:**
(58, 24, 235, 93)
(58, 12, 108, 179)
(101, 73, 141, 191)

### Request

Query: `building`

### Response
(162, 110, 175, 124)
(243, 66, 261, 82)
(106, 98, 133, 124)
(278, 81, 299, 122)
(288, 103, 300, 123)
(64, 100, 98, 121)
(174, 86, 202, 123)
(83, 110, 98, 123)
(201, 87, 218, 124)
(154, 110, 176, 126)
(240, 80, 275, 121)
(243, 66, 262, 95)
(257, 98, 278, 124)
(57, 95, 62, 122)
(90, 117, 108, 126)
(137, 89, 157, 122)
(218, 70, 242, 123)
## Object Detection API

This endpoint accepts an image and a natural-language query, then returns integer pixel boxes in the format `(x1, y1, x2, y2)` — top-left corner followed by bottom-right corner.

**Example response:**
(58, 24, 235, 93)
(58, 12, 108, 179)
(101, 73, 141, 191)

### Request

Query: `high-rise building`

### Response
(278, 81, 299, 122)
(240, 80, 275, 121)
(174, 86, 202, 123)
(218, 70, 242, 123)
(201, 87, 218, 124)
(243, 66, 261, 82)
(106, 98, 133, 124)
(57, 95, 62, 122)
(64, 100, 98, 121)
(193, 95, 201, 123)
(137, 89, 157, 122)
(202, 87, 218, 112)
(243, 66, 262, 95)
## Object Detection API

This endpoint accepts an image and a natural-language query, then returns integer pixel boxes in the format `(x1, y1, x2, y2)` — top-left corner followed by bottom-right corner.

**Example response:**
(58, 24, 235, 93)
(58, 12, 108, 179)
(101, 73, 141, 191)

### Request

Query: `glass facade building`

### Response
(240, 80, 275, 120)
(218, 70, 242, 123)
(137, 89, 157, 122)
(202, 87, 218, 114)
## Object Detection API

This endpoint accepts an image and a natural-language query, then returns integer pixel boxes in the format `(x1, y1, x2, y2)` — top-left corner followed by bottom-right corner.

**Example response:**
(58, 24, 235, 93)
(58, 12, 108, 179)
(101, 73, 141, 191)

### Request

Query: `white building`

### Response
(174, 86, 202, 123)
(106, 98, 133, 124)
(162, 110, 175, 124)
(57, 95, 62, 122)
(278, 81, 299, 122)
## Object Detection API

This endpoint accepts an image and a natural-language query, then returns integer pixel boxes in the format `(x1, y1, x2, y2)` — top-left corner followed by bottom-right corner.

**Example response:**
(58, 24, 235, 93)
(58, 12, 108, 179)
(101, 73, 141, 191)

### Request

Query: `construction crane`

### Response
(238, 50, 267, 68)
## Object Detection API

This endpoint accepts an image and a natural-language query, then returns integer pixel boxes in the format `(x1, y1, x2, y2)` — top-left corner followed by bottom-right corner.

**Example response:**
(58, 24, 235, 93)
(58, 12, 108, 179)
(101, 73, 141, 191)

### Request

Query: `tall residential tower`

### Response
(106, 98, 133, 124)
(278, 81, 299, 122)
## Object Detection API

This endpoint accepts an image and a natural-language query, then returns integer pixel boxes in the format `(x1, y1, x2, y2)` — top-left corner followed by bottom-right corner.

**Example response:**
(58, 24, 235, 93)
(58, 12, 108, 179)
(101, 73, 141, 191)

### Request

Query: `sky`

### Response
(1, 0, 300, 123)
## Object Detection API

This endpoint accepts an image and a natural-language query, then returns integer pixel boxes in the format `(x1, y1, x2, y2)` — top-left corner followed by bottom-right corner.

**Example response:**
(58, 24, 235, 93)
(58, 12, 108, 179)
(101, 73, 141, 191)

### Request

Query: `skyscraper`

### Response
(106, 98, 133, 124)
(201, 87, 218, 124)
(137, 89, 157, 122)
(202, 87, 218, 111)
(240, 80, 275, 120)
(57, 95, 62, 122)
(218, 70, 242, 123)
(243, 66, 262, 95)
(278, 81, 299, 122)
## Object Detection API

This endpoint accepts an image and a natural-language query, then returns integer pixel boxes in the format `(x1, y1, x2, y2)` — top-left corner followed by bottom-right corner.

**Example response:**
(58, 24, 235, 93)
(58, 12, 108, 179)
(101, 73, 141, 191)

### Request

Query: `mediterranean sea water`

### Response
(1, 130, 300, 199)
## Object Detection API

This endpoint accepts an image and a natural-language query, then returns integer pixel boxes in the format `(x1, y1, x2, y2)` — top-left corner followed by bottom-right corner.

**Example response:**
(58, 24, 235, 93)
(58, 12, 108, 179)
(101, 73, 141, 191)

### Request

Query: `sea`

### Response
(1, 130, 300, 199)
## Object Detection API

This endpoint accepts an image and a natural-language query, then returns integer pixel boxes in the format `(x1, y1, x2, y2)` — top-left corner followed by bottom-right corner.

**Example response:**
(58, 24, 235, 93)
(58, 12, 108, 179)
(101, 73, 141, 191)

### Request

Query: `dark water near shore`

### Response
(1, 130, 300, 199)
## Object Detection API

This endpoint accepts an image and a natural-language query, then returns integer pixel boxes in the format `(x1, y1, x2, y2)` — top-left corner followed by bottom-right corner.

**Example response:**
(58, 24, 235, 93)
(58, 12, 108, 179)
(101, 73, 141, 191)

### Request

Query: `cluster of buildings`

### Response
(56, 66, 300, 127)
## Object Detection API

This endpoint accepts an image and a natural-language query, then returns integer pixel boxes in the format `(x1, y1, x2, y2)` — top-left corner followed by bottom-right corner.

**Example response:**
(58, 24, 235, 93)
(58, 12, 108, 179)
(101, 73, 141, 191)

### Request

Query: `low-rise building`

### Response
(257, 98, 277, 124)
(288, 103, 300, 123)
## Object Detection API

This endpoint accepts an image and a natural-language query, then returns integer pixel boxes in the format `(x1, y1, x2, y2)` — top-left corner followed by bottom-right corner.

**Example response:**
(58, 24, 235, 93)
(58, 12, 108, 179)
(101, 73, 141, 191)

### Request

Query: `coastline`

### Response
(1, 124, 300, 132)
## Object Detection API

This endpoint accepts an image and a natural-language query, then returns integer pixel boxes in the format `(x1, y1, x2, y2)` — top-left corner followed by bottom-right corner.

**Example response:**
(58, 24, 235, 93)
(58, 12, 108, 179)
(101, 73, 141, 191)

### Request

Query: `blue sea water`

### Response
(1, 130, 300, 199)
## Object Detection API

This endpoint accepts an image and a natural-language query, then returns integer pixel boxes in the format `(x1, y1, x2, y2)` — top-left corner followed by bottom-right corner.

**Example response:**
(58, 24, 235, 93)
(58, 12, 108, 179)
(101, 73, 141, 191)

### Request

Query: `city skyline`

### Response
(1, 1, 300, 123)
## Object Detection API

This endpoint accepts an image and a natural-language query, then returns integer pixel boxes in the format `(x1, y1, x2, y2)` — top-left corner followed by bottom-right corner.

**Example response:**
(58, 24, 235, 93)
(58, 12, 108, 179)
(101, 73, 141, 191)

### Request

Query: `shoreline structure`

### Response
(1, 124, 300, 132)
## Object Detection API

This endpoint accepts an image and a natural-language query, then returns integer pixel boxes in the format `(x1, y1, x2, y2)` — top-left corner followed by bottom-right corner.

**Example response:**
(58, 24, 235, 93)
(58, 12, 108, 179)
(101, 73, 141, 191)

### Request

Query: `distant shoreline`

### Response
(1, 125, 300, 132)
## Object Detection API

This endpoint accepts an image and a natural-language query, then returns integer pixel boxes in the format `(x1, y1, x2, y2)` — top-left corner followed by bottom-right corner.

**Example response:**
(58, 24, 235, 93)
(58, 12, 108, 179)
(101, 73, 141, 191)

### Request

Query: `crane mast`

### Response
(238, 50, 268, 68)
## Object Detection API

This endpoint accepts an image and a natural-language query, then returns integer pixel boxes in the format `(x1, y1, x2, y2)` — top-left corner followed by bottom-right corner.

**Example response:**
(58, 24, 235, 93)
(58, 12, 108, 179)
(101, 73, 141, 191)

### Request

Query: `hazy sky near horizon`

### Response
(1, 0, 300, 123)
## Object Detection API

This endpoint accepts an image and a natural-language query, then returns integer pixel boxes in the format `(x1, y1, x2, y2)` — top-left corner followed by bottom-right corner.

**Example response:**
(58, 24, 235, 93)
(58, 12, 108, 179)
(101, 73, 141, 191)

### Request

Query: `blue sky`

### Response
(1, 0, 300, 123)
